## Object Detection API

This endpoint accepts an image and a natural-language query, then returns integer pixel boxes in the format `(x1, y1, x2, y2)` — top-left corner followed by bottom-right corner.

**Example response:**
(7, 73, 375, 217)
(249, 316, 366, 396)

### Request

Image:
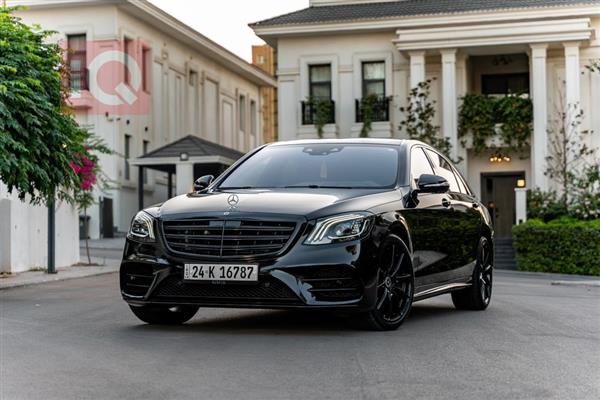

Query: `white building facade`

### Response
(252, 0, 600, 239)
(1, 0, 274, 273)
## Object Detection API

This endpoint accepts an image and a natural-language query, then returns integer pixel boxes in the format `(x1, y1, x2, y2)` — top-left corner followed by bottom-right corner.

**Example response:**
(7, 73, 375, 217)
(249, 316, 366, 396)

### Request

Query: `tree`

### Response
(1, 7, 112, 269)
(545, 101, 594, 208)
(0, 6, 92, 204)
(399, 79, 460, 163)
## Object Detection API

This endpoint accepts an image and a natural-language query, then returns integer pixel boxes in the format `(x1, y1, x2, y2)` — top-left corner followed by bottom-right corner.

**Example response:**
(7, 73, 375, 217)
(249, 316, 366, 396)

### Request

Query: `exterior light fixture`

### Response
(489, 152, 511, 163)
(179, 152, 189, 161)
(517, 179, 526, 188)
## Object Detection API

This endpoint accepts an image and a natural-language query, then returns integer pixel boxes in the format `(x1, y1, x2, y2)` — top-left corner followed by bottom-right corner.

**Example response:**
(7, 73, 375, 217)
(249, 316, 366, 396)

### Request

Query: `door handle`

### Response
(442, 198, 451, 208)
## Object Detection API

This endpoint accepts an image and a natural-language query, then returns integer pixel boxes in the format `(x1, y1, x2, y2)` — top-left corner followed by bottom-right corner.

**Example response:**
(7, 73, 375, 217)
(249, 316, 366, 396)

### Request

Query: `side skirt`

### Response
(413, 282, 471, 302)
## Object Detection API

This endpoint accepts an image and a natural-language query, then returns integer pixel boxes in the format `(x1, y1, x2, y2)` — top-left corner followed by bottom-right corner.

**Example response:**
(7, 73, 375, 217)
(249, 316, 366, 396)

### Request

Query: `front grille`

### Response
(121, 263, 155, 297)
(292, 266, 363, 302)
(152, 275, 299, 302)
(162, 219, 297, 258)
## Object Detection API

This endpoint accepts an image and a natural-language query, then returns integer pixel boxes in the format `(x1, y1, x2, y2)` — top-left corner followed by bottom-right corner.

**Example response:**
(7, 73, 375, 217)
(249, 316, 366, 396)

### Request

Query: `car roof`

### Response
(267, 138, 427, 148)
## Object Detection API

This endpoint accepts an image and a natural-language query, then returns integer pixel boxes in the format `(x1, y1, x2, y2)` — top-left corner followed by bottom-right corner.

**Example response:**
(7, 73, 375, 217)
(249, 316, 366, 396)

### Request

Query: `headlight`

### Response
(127, 211, 156, 242)
(304, 213, 371, 245)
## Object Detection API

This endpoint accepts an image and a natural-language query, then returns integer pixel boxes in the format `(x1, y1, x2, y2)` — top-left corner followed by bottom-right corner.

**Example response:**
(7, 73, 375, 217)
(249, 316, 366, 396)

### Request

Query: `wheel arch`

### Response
(388, 217, 413, 257)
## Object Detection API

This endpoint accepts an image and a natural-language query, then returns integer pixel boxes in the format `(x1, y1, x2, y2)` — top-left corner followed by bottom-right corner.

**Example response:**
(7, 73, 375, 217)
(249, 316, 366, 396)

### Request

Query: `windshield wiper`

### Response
(283, 185, 355, 189)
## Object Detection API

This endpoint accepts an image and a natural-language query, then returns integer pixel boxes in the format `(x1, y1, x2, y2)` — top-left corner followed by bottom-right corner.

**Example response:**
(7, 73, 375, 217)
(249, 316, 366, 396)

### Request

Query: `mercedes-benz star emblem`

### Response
(227, 194, 239, 207)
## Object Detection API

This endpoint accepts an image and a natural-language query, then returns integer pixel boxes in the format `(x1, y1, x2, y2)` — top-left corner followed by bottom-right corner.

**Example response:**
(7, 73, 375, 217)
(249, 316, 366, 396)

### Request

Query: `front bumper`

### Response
(120, 234, 380, 311)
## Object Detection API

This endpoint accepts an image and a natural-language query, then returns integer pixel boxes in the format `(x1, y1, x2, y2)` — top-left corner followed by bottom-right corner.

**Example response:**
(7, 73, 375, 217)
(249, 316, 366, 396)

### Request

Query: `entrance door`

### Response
(481, 172, 524, 238)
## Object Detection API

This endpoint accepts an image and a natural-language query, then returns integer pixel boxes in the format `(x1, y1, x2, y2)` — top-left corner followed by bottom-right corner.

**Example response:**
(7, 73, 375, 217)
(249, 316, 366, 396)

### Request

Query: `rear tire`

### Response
(361, 234, 414, 331)
(451, 237, 493, 311)
(129, 305, 199, 325)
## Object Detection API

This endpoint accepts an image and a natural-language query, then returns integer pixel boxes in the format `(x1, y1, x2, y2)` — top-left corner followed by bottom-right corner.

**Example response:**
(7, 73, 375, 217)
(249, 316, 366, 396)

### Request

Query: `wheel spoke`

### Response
(390, 253, 404, 277)
(386, 245, 395, 272)
(376, 289, 388, 310)
(386, 290, 393, 316)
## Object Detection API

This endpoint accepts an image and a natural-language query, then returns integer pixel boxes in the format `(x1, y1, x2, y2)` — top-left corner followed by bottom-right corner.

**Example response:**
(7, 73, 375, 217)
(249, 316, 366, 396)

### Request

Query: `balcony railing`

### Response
(355, 97, 390, 123)
(301, 99, 335, 125)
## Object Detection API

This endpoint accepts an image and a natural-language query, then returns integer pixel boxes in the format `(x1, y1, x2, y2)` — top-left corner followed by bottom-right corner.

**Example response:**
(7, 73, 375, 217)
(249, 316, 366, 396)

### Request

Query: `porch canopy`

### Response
(130, 135, 244, 209)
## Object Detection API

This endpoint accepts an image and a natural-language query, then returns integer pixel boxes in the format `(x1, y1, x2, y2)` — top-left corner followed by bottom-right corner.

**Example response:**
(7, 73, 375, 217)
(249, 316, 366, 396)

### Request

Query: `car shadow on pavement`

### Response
(126, 303, 457, 334)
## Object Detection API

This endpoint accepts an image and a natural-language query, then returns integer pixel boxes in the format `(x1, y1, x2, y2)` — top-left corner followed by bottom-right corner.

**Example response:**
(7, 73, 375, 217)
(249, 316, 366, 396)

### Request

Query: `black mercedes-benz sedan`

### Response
(121, 139, 494, 330)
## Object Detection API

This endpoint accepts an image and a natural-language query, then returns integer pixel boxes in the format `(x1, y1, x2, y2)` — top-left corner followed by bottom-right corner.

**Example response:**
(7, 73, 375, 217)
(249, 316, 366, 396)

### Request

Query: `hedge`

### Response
(512, 218, 600, 276)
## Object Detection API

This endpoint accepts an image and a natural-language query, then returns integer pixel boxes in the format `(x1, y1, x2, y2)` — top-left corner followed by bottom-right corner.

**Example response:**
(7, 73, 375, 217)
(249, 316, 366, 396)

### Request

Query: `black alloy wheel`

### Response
(362, 234, 414, 331)
(452, 237, 493, 310)
(129, 305, 199, 325)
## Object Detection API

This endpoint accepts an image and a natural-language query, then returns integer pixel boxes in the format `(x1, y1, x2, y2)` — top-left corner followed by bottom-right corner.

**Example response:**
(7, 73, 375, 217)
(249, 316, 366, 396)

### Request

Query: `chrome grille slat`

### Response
(162, 219, 297, 258)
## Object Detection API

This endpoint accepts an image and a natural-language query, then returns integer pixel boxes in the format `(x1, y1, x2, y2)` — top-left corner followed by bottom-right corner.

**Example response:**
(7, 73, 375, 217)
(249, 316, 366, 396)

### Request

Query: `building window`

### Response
(250, 100, 257, 137)
(239, 94, 246, 132)
(67, 34, 87, 91)
(142, 46, 151, 92)
(124, 134, 131, 180)
(356, 61, 389, 122)
(309, 64, 332, 100)
(362, 61, 385, 97)
(124, 37, 134, 85)
(142, 140, 149, 184)
(482, 73, 529, 96)
(256, 55, 265, 65)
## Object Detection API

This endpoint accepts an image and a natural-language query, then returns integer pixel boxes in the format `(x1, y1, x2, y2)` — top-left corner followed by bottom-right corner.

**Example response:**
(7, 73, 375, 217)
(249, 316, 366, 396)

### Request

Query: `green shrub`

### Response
(512, 218, 600, 276)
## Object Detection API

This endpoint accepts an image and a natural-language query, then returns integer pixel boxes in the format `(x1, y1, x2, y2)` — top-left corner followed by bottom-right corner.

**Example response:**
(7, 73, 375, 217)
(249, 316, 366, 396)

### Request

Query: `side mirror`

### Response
(417, 174, 450, 194)
(193, 175, 214, 192)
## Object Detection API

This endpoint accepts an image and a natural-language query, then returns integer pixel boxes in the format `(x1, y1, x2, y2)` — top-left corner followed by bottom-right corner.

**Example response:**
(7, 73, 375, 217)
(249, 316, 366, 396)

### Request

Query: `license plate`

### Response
(183, 264, 258, 282)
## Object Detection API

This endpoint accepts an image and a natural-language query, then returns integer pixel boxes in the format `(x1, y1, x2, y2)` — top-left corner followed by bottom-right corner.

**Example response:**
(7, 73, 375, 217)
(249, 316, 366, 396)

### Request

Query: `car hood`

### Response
(156, 188, 402, 220)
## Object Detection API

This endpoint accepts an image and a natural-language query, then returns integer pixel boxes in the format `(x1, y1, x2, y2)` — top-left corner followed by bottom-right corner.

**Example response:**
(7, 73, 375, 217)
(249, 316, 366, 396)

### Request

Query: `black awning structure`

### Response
(130, 135, 245, 209)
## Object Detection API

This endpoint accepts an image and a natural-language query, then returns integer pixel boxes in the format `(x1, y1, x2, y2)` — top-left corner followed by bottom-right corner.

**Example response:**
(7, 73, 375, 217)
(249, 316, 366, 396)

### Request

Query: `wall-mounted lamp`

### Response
(179, 152, 189, 162)
(489, 152, 511, 163)
(517, 179, 526, 188)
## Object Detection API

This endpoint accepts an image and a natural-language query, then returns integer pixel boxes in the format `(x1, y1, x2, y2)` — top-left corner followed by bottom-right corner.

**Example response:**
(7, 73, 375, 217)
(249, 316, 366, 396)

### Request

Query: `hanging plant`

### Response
(359, 93, 380, 138)
(458, 93, 496, 154)
(458, 93, 532, 156)
(306, 96, 333, 138)
(496, 95, 533, 156)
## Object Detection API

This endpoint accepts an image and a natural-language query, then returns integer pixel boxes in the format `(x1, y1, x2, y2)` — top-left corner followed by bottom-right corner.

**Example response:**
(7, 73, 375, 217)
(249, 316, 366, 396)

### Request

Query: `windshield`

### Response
(219, 144, 400, 189)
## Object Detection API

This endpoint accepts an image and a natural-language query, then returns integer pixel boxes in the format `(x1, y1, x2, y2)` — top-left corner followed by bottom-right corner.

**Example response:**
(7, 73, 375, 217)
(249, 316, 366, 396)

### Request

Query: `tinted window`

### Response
(220, 144, 400, 189)
(424, 149, 460, 193)
(410, 147, 434, 185)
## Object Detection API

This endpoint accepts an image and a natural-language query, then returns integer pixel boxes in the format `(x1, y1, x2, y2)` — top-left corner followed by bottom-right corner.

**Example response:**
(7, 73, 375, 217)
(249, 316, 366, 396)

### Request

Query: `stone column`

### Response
(564, 42, 581, 109)
(409, 51, 426, 89)
(530, 44, 548, 191)
(441, 49, 458, 162)
(176, 162, 194, 195)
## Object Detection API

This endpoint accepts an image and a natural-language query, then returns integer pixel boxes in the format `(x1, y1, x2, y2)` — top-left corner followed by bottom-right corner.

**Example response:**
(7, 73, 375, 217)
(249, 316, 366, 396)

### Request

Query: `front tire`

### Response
(361, 235, 414, 331)
(129, 305, 199, 325)
(452, 237, 493, 310)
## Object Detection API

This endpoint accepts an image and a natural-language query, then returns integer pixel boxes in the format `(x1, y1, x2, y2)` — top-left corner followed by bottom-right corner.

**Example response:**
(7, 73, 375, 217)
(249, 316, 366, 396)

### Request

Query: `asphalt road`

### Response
(1, 272, 599, 400)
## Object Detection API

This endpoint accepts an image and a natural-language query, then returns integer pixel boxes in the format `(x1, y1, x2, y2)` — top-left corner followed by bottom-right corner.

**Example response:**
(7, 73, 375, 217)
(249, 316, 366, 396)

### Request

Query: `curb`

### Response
(0, 265, 119, 291)
(494, 269, 600, 281)
(551, 280, 600, 288)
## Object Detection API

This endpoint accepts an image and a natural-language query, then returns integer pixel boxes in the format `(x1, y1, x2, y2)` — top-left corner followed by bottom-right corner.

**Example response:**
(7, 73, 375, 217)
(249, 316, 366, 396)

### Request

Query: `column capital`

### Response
(563, 41, 581, 49)
(529, 43, 548, 51)
(407, 50, 425, 58)
(439, 48, 458, 56)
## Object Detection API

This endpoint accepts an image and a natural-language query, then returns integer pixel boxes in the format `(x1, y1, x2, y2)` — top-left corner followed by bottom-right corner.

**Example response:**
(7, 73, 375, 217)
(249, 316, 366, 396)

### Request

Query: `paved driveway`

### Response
(1, 272, 599, 400)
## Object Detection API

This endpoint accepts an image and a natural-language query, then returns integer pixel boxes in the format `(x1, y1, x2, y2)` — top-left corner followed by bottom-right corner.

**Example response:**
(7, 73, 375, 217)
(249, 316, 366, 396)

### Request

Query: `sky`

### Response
(147, 0, 309, 62)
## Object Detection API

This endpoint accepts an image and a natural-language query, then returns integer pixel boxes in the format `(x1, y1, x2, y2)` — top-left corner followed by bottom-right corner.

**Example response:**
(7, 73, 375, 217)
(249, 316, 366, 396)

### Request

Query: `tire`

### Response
(361, 234, 414, 331)
(129, 305, 199, 325)
(452, 237, 493, 311)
